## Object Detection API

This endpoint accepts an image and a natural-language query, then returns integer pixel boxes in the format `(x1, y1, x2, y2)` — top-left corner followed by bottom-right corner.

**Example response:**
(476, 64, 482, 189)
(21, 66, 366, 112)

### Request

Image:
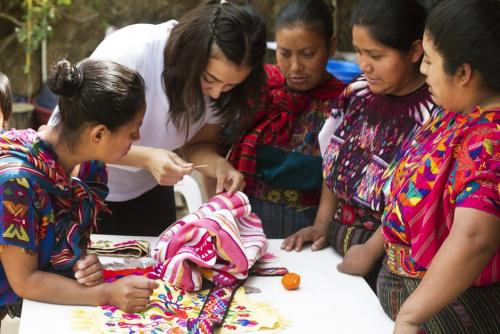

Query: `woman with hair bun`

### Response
(0, 59, 158, 319)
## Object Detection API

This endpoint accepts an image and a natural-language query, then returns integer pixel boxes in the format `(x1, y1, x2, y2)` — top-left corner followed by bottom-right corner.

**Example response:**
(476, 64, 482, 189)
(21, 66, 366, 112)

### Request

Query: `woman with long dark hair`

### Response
(50, 0, 267, 236)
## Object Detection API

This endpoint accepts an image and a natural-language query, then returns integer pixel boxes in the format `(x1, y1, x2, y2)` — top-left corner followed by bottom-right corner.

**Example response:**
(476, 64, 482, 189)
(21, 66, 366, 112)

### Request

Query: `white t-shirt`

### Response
(49, 21, 220, 201)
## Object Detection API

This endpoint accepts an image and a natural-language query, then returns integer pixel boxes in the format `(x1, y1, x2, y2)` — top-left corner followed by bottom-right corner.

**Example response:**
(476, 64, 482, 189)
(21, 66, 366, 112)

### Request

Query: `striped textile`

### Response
(377, 261, 500, 334)
(152, 191, 268, 291)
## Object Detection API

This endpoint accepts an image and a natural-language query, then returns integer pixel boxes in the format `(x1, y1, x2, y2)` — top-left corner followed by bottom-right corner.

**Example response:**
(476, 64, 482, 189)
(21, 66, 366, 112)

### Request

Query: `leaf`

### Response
(57, 0, 72, 6)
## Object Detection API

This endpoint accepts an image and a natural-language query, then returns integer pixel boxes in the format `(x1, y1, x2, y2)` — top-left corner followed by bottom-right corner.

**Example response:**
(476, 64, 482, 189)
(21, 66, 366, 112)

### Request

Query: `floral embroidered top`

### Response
(382, 107, 500, 286)
(319, 76, 435, 230)
(0, 129, 108, 305)
(229, 64, 345, 208)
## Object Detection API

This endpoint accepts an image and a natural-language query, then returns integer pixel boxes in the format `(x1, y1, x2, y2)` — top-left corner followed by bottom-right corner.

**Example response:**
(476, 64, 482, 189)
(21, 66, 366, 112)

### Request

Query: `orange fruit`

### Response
(281, 272, 300, 290)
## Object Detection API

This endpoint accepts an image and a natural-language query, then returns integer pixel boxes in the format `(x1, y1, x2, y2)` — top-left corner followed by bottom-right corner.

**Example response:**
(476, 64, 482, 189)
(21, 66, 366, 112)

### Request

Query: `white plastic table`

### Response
(19, 235, 393, 333)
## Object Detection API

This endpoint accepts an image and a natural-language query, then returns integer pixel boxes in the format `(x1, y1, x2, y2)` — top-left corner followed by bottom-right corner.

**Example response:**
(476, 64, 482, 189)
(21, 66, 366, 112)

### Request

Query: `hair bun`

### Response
(47, 59, 83, 98)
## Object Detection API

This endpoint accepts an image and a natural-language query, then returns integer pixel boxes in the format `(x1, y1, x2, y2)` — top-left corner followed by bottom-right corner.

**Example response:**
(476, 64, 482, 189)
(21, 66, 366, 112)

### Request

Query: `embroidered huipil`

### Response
(382, 107, 500, 286)
(320, 76, 435, 253)
(229, 64, 345, 208)
(0, 129, 108, 305)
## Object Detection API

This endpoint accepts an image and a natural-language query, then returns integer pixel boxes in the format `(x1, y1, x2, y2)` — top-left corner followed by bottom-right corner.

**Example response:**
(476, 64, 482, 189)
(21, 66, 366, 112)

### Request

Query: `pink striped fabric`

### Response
(152, 192, 268, 291)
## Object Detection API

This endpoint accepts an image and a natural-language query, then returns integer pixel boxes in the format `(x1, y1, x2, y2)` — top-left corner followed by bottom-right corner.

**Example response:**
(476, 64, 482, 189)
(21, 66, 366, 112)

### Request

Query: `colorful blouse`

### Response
(229, 64, 345, 208)
(0, 129, 108, 305)
(382, 107, 500, 286)
(320, 76, 435, 229)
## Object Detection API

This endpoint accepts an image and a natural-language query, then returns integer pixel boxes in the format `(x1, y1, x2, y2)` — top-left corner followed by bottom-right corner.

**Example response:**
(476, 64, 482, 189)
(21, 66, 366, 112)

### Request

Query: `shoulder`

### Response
(458, 108, 500, 143)
(91, 20, 177, 69)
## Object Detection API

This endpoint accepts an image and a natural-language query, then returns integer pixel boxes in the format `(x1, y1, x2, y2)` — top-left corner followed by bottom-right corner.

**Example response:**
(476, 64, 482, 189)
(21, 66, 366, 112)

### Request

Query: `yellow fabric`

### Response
(73, 280, 282, 333)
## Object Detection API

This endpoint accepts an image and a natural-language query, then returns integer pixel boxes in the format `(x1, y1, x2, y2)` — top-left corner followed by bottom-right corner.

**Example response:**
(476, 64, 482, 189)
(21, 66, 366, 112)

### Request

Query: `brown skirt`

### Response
(377, 260, 500, 334)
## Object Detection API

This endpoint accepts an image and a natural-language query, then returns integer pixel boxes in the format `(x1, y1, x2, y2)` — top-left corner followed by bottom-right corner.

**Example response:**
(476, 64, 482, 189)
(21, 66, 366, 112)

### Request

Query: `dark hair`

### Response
(163, 0, 266, 134)
(0, 72, 12, 122)
(352, 0, 426, 52)
(275, 0, 335, 47)
(426, 0, 500, 92)
(48, 59, 145, 149)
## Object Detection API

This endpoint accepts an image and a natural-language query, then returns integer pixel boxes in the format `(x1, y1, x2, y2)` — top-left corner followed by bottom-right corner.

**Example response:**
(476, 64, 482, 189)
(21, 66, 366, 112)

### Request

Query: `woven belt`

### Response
(385, 242, 425, 279)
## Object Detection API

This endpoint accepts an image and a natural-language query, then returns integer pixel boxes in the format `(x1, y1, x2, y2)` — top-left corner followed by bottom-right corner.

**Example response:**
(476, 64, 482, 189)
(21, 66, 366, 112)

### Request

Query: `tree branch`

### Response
(0, 12, 22, 26)
(0, 33, 17, 55)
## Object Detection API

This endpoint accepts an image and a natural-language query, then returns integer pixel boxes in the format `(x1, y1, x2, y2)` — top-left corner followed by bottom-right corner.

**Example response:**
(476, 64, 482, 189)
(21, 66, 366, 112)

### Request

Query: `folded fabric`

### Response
(88, 239, 149, 257)
(152, 192, 268, 291)
(72, 280, 282, 334)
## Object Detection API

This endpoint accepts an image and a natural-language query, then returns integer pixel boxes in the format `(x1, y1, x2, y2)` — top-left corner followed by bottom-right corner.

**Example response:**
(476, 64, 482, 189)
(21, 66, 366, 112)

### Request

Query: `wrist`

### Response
(396, 301, 425, 327)
(312, 220, 330, 232)
(97, 283, 112, 306)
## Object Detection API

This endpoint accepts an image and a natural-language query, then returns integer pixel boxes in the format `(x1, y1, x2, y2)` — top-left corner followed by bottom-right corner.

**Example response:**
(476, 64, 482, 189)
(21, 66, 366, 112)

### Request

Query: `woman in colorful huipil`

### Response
(229, 0, 345, 238)
(283, 0, 436, 288)
(0, 59, 158, 320)
(339, 0, 500, 332)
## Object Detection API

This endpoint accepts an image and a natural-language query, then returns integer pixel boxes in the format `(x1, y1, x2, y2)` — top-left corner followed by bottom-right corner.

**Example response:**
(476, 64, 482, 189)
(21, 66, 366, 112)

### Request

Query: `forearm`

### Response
(182, 142, 225, 178)
(397, 210, 500, 325)
(17, 270, 110, 306)
(108, 145, 154, 169)
(365, 226, 385, 259)
(313, 182, 339, 231)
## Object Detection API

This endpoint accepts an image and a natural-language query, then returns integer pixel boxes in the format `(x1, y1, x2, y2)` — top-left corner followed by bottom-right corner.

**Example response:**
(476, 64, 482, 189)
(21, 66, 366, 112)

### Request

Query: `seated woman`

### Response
(339, 0, 500, 332)
(229, 0, 346, 238)
(0, 59, 158, 319)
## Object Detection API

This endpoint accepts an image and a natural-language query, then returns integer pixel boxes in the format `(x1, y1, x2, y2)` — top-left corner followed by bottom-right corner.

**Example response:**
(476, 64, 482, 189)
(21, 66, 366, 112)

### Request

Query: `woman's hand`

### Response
(281, 226, 328, 252)
(213, 158, 245, 195)
(338, 226, 385, 276)
(144, 148, 194, 185)
(337, 243, 377, 276)
(106, 276, 159, 313)
(393, 316, 421, 334)
(73, 254, 103, 286)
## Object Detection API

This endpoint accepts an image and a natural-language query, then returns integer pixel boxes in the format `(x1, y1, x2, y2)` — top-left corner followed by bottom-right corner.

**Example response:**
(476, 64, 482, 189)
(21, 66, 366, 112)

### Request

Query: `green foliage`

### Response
(14, 0, 72, 73)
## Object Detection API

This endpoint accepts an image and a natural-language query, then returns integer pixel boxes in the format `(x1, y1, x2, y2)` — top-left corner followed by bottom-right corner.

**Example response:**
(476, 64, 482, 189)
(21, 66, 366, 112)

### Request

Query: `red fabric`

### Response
(228, 64, 345, 193)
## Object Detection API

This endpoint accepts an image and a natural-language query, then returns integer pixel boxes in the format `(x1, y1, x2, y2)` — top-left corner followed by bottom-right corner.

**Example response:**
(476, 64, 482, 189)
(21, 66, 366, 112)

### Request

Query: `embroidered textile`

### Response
(0, 129, 108, 305)
(152, 192, 268, 291)
(382, 107, 500, 285)
(89, 239, 149, 257)
(228, 64, 345, 208)
(73, 280, 282, 334)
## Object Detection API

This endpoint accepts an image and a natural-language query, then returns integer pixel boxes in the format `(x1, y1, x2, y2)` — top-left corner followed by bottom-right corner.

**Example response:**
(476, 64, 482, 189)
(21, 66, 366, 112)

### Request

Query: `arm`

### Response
(281, 182, 339, 252)
(0, 245, 158, 313)
(182, 123, 244, 194)
(109, 145, 194, 186)
(337, 225, 385, 276)
(394, 208, 500, 334)
(72, 254, 103, 286)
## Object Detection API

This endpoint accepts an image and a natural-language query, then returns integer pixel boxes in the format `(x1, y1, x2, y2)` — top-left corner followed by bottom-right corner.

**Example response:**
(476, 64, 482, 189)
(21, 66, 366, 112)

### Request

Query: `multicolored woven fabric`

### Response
(152, 192, 268, 291)
(382, 107, 500, 285)
(319, 76, 435, 255)
(186, 283, 240, 334)
(0, 129, 108, 305)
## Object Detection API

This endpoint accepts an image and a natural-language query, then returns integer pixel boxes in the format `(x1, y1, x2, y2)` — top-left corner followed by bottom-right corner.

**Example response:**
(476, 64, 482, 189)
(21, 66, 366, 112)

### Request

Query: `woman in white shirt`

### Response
(51, 0, 267, 235)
